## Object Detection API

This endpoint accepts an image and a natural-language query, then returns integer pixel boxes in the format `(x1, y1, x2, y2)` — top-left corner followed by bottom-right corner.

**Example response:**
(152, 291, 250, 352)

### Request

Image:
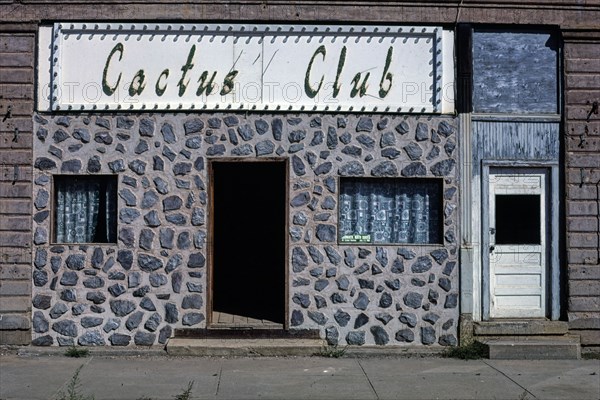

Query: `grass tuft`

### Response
(173, 381, 194, 400)
(442, 340, 488, 360)
(316, 344, 348, 358)
(65, 346, 90, 358)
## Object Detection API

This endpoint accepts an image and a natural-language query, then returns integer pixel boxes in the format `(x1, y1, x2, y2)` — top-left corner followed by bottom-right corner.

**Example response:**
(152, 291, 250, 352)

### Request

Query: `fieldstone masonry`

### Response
(32, 112, 459, 346)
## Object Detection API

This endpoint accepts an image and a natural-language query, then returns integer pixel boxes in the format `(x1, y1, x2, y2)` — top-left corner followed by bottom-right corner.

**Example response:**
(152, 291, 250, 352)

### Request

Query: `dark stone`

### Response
(158, 325, 173, 344)
(222, 115, 238, 127)
(33, 311, 49, 333)
(443, 261, 456, 276)
(353, 292, 369, 310)
(411, 278, 426, 287)
(401, 162, 427, 177)
(117, 250, 133, 270)
(356, 117, 373, 132)
(444, 139, 456, 156)
(108, 271, 125, 281)
(56, 116, 71, 127)
(83, 276, 104, 289)
(139, 297, 156, 312)
(431, 159, 456, 176)
(34, 190, 49, 209)
(326, 127, 338, 150)
(91, 305, 105, 313)
(370, 326, 389, 345)
(291, 192, 310, 207)
(439, 334, 458, 346)
(135, 140, 149, 155)
(314, 279, 329, 292)
(335, 275, 350, 291)
(182, 294, 203, 310)
(356, 134, 375, 150)
(60, 289, 75, 303)
(34, 157, 56, 171)
(315, 224, 336, 242)
(427, 146, 441, 161)
(153, 156, 164, 171)
(415, 122, 429, 141)
(33, 270, 48, 287)
(36, 127, 48, 142)
(108, 283, 126, 297)
(103, 318, 120, 333)
(60, 159, 82, 174)
(86, 292, 106, 304)
(126, 312, 144, 330)
(371, 161, 398, 177)
(206, 144, 226, 156)
(292, 293, 310, 308)
(358, 279, 375, 290)
(291, 155, 306, 176)
(421, 327, 436, 345)
(371, 264, 383, 275)
(60, 271, 78, 286)
(288, 129, 306, 143)
(34, 227, 47, 245)
(108, 159, 125, 173)
(308, 311, 327, 325)
(411, 256, 433, 273)
(72, 304, 85, 316)
(291, 310, 304, 326)
(119, 208, 140, 224)
(52, 320, 77, 337)
(160, 123, 176, 143)
(144, 312, 162, 332)
(269, 118, 283, 140)
(34, 249, 47, 269)
(182, 312, 205, 326)
(165, 254, 183, 274)
(188, 253, 206, 268)
(110, 300, 136, 317)
(85, 155, 101, 173)
(395, 329, 415, 342)
(428, 289, 439, 305)
(403, 142, 423, 161)
(338, 161, 364, 176)
(430, 249, 449, 265)
(423, 313, 440, 325)
(134, 331, 156, 346)
(385, 279, 401, 291)
(237, 124, 254, 141)
(118, 228, 134, 247)
(138, 229, 154, 251)
(255, 140, 275, 156)
(128, 160, 146, 176)
(379, 292, 393, 308)
(404, 292, 423, 309)
(332, 310, 350, 327)
(344, 248, 356, 268)
(81, 317, 103, 328)
(346, 331, 365, 345)
(163, 303, 178, 324)
(445, 293, 458, 308)
(314, 162, 333, 176)
(324, 246, 341, 265)
(325, 326, 339, 345)
(307, 246, 324, 264)
(53, 129, 70, 143)
(342, 145, 362, 158)
(438, 121, 455, 137)
(109, 333, 131, 346)
(173, 162, 192, 176)
(49, 303, 68, 319)
(375, 313, 393, 325)
(399, 312, 418, 328)
(438, 277, 452, 293)
(163, 196, 183, 212)
(48, 145, 63, 159)
(177, 232, 191, 250)
(138, 254, 163, 272)
(184, 118, 203, 135)
(354, 313, 369, 328)
(94, 131, 113, 145)
(381, 148, 402, 160)
(159, 228, 174, 249)
(32, 335, 54, 346)
(315, 295, 327, 309)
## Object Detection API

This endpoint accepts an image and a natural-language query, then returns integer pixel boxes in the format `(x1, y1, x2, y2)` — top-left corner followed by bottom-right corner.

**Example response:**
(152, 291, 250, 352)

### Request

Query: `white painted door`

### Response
(489, 173, 546, 318)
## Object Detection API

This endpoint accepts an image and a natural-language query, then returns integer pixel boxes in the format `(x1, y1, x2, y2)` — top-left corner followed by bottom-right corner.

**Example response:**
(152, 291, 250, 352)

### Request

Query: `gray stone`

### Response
(421, 326, 436, 345)
(163, 195, 183, 212)
(32, 335, 53, 346)
(103, 318, 120, 333)
(342, 145, 362, 157)
(439, 334, 458, 346)
(291, 155, 305, 176)
(356, 117, 373, 132)
(370, 326, 389, 345)
(182, 294, 203, 310)
(404, 142, 423, 160)
(444, 139, 456, 156)
(290, 247, 308, 273)
(332, 310, 350, 327)
(188, 253, 206, 268)
(353, 292, 370, 310)
(236, 124, 254, 141)
(173, 162, 192, 176)
(86, 292, 106, 304)
(51, 128, 69, 144)
(33, 227, 47, 245)
(344, 248, 356, 268)
(60, 289, 76, 302)
(335, 275, 350, 291)
(325, 246, 342, 265)
(61, 159, 82, 173)
(339, 161, 364, 176)
(354, 313, 369, 328)
(444, 293, 458, 308)
(160, 123, 176, 143)
(138, 254, 163, 272)
(118, 228, 134, 247)
(293, 212, 308, 226)
(163, 303, 178, 323)
(140, 191, 159, 210)
(381, 147, 402, 160)
(128, 160, 146, 175)
(379, 292, 393, 308)
(415, 122, 429, 141)
(288, 129, 306, 143)
(423, 313, 440, 325)
(371, 161, 398, 177)
(72, 304, 85, 316)
(395, 329, 415, 342)
(431, 159, 456, 176)
(223, 115, 239, 127)
(34, 157, 56, 171)
(403, 292, 423, 309)
(34, 249, 47, 269)
(81, 317, 103, 328)
(159, 228, 174, 249)
(411, 256, 433, 273)
(314, 162, 333, 176)
(153, 155, 164, 171)
(108, 283, 126, 297)
(308, 311, 327, 325)
(134, 331, 156, 346)
(380, 132, 396, 147)
(36, 126, 48, 142)
(290, 310, 304, 326)
(165, 254, 183, 274)
(144, 312, 162, 332)
(182, 312, 204, 326)
(325, 326, 339, 345)
(137, 229, 153, 251)
(116, 116, 134, 129)
(346, 331, 365, 345)
(443, 261, 456, 276)
(110, 300, 136, 317)
(126, 311, 144, 330)
(117, 250, 133, 270)
(292, 293, 310, 308)
(158, 325, 173, 344)
(314, 279, 329, 292)
(306, 246, 323, 264)
(65, 254, 85, 271)
(107, 159, 125, 173)
(384, 279, 401, 291)
(206, 144, 226, 156)
(119, 208, 140, 224)
(256, 140, 275, 155)
(401, 162, 427, 177)
(427, 146, 441, 160)
(52, 320, 77, 337)
(33, 311, 49, 333)
(358, 279, 375, 290)
(438, 121, 455, 137)
(33, 270, 48, 287)
(311, 131, 324, 146)
(60, 271, 78, 286)
(110, 333, 131, 346)
(33, 210, 50, 224)
(315, 224, 336, 242)
(49, 303, 68, 319)
(326, 127, 338, 150)
(399, 312, 418, 328)
(139, 297, 156, 312)
(94, 131, 113, 145)
(375, 313, 393, 325)
(177, 232, 191, 250)
(48, 145, 63, 159)
(290, 192, 310, 207)
(184, 118, 203, 135)
(356, 134, 375, 150)
(34, 190, 49, 209)
(83, 276, 104, 289)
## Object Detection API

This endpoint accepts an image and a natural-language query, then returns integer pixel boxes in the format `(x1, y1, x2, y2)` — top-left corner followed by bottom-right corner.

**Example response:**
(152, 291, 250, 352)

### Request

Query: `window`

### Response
(54, 175, 118, 243)
(339, 178, 443, 244)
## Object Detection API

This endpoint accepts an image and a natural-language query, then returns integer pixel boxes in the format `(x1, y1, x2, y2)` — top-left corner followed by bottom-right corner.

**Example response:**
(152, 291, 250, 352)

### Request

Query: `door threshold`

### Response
(174, 328, 320, 340)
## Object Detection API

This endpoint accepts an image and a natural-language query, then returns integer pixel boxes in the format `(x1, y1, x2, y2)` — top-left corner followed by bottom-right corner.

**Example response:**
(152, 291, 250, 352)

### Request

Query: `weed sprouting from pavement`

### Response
(56, 365, 94, 400)
(442, 340, 488, 360)
(173, 381, 194, 400)
(316, 344, 349, 358)
(64, 346, 90, 358)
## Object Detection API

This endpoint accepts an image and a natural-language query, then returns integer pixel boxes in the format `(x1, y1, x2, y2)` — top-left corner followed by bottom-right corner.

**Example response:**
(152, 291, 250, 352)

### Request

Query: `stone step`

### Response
(485, 335, 581, 360)
(474, 320, 569, 336)
(174, 328, 321, 340)
(166, 338, 327, 357)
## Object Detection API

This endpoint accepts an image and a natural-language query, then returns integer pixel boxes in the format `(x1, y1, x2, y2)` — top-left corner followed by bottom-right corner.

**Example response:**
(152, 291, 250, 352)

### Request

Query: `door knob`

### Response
(489, 245, 495, 253)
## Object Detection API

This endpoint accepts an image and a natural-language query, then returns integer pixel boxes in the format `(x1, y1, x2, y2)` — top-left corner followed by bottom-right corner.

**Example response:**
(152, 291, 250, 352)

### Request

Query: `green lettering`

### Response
(304, 45, 326, 99)
(378, 46, 394, 98)
(220, 70, 238, 96)
(333, 46, 347, 98)
(350, 72, 370, 98)
(102, 43, 123, 96)
(128, 69, 146, 96)
(155, 69, 169, 96)
(196, 71, 217, 96)
(177, 45, 196, 97)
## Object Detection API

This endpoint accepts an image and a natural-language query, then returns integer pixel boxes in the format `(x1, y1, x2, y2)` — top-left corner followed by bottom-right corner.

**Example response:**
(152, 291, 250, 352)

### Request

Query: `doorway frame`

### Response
(481, 161, 560, 320)
(207, 157, 290, 329)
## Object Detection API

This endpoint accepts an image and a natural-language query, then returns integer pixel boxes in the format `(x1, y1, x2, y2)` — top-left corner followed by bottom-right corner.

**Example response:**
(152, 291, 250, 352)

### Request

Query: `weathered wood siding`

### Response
(564, 31, 600, 346)
(0, 32, 34, 345)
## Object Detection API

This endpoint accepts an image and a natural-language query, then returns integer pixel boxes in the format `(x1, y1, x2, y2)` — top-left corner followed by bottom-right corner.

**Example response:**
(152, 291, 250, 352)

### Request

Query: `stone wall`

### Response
(31, 112, 459, 346)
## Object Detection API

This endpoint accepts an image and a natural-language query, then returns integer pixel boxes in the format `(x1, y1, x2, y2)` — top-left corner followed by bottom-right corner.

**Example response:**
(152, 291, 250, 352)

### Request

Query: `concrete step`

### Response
(485, 335, 581, 360)
(474, 320, 569, 336)
(166, 338, 327, 357)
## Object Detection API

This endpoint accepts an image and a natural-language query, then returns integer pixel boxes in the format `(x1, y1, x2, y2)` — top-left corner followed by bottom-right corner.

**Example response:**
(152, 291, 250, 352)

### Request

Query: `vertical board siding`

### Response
(473, 121, 560, 161)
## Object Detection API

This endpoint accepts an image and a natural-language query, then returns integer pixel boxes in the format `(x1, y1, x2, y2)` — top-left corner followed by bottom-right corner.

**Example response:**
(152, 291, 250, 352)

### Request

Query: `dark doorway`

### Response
(211, 161, 286, 326)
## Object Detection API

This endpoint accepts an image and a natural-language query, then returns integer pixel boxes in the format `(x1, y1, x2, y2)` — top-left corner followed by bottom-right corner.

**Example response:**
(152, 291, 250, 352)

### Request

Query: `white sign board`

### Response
(41, 23, 453, 113)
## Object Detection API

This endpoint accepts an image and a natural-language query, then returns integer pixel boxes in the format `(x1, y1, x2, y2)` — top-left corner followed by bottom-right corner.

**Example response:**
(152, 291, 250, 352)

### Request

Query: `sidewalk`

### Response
(1, 349, 599, 400)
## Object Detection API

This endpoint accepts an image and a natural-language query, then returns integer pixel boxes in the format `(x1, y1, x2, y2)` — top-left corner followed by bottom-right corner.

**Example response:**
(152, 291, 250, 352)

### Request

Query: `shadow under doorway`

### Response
(210, 160, 287, 327)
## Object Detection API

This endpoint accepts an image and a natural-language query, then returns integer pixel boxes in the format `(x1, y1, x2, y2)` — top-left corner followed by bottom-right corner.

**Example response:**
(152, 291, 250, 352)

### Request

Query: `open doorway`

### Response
(209, 160, 287, 328)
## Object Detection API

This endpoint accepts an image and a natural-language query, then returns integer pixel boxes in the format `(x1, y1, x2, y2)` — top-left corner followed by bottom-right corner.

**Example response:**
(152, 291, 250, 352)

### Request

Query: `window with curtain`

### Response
(339, 178, 442, 244)
(54, 175, 117, 243)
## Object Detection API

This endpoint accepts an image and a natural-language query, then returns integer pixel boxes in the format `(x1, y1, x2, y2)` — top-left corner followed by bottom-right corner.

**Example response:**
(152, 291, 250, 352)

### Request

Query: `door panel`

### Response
(489, 173, 546, 318)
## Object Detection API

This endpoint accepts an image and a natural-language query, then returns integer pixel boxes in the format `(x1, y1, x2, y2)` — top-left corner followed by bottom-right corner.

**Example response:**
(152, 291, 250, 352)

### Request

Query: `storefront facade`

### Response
(1, 1, 598, 352)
